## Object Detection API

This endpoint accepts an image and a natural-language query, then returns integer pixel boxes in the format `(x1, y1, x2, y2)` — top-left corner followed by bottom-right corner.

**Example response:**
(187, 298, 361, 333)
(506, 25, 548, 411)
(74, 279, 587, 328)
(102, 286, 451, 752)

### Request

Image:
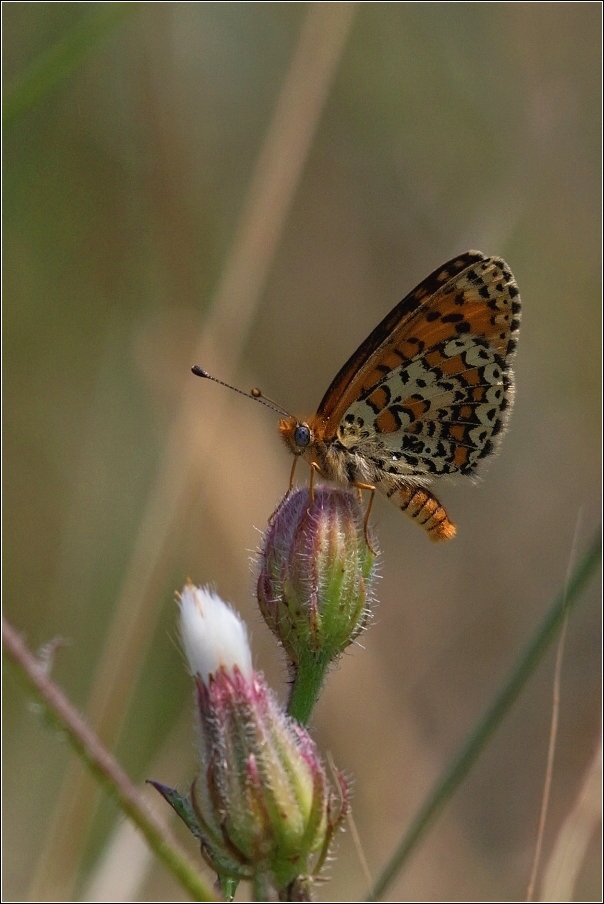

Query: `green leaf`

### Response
(147, 780, 203, 840)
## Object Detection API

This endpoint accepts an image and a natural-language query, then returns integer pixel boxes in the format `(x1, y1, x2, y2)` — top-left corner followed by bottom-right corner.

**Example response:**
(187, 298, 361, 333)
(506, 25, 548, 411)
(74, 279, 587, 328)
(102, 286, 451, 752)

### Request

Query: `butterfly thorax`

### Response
(279, 415, 383, 486)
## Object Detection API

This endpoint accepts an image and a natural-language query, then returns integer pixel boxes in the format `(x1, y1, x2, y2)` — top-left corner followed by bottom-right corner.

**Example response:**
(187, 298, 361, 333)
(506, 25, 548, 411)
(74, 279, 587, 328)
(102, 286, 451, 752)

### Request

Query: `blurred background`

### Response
(3, 3, 601, 901)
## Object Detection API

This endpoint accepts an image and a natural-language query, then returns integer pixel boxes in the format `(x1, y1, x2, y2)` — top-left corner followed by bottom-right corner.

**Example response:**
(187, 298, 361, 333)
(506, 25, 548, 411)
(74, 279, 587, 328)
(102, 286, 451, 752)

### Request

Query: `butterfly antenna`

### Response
(191, 365, 292, 418)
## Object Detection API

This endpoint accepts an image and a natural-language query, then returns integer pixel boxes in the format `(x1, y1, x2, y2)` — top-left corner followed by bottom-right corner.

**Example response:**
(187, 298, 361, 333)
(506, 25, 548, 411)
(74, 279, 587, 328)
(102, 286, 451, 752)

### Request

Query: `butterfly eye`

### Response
(294, 424, 311, 448)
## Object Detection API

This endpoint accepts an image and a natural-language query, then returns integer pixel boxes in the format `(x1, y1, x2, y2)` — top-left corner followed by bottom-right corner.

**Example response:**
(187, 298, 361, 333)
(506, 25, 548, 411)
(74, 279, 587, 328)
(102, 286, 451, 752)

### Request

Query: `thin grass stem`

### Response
(2, 618, 216, 903)
(365, 529, 601, 902)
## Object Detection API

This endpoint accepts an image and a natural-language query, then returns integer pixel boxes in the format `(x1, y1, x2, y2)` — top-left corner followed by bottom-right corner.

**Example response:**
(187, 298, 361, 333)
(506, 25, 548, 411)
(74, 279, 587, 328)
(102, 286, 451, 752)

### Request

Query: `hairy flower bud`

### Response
(153, 584, 348, 897)
(257, 487, 378, 668)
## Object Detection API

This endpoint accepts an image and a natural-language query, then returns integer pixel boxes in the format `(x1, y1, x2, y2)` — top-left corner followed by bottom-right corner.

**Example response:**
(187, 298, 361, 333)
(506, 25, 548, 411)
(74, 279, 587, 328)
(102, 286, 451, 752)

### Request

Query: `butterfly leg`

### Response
(385, 483, 456, 541)
(289, 456, 298, 490)
(309, 461, 321, 501)
(352, 482, 378, 555)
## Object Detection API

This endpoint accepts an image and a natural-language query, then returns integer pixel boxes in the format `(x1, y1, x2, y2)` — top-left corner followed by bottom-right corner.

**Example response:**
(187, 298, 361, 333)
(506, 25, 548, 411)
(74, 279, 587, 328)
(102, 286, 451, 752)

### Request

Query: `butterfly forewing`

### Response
(316, 251, 489, 421)
(321, 253, 520, 479)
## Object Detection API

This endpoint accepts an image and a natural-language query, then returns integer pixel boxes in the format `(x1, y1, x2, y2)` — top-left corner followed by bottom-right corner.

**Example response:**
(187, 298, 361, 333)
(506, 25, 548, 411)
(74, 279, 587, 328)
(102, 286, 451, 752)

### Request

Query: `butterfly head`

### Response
(279, 417, 315, 456)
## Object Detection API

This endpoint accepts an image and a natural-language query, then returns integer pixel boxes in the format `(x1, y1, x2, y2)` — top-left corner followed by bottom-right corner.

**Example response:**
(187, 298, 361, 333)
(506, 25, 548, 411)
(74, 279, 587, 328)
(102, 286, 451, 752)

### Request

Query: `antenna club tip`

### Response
(190, 368, 292, 418)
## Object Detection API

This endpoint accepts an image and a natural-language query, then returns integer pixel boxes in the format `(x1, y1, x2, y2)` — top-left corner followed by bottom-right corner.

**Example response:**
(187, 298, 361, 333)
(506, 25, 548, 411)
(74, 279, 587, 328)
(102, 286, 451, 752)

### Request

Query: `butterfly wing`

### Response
(317, 251, 521, 479)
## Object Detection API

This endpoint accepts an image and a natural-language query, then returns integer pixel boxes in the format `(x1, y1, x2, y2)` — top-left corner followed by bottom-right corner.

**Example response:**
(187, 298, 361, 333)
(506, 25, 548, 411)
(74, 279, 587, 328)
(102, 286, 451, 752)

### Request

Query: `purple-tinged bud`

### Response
(257, 487, 378, 670)
(164, 584, 348, 896)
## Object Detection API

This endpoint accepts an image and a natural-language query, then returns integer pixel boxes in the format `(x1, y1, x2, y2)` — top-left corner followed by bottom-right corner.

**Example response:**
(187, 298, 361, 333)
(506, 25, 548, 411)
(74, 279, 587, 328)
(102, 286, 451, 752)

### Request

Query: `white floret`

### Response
(178, 584, 252, 683)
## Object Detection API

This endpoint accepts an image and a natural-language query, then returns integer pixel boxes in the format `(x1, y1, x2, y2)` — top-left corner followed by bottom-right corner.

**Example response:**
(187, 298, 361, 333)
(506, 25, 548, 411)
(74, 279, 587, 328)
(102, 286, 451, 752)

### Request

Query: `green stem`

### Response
(252, 870, 277, 902)
(218, 875, 238, 901)
(287, 650, 332, 725)
(365, 528, 601, 902)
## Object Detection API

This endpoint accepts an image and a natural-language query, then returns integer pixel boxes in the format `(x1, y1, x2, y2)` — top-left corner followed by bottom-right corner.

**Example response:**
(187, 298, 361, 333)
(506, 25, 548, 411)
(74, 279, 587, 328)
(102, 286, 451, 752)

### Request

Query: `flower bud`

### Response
(156, 584, 348, 895)
(257, 487, 378, 668)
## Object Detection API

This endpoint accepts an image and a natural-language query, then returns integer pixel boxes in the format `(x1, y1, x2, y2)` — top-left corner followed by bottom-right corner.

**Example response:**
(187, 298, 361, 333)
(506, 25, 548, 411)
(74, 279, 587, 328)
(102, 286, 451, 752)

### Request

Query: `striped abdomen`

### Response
(379, 482, 456, 541)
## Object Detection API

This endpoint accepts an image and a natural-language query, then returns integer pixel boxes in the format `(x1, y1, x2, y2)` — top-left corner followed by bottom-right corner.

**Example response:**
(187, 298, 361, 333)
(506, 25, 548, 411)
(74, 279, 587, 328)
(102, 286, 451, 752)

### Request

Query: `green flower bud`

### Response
(257, 487, 378, 667)
(257, 487, 379, 724)
(191, 665, 347, 892)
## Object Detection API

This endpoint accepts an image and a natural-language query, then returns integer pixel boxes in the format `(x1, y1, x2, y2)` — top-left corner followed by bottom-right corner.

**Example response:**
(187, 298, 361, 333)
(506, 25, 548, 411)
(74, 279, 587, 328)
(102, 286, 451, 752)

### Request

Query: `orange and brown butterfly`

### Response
(193, 250, 521, 541)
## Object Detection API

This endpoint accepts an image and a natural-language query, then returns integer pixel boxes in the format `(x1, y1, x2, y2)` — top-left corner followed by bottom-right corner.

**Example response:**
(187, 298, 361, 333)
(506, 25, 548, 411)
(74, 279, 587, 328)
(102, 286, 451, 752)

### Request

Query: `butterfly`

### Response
(193, 250, 520, 541)
(277, 250, 521, 540)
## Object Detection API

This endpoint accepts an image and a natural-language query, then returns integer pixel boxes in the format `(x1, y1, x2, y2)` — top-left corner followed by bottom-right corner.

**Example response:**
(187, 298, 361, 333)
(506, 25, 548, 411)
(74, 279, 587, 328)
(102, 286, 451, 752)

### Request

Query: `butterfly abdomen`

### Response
(381, 481, 456, 541)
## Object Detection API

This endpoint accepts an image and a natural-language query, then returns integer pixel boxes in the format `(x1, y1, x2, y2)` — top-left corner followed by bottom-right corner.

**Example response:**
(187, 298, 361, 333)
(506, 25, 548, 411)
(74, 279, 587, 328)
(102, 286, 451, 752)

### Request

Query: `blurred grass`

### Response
(22, 5, 359, 899)
(367, 529, 601, 901)
(3, 3, 601, 902)
(3, 3, 138, 127)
